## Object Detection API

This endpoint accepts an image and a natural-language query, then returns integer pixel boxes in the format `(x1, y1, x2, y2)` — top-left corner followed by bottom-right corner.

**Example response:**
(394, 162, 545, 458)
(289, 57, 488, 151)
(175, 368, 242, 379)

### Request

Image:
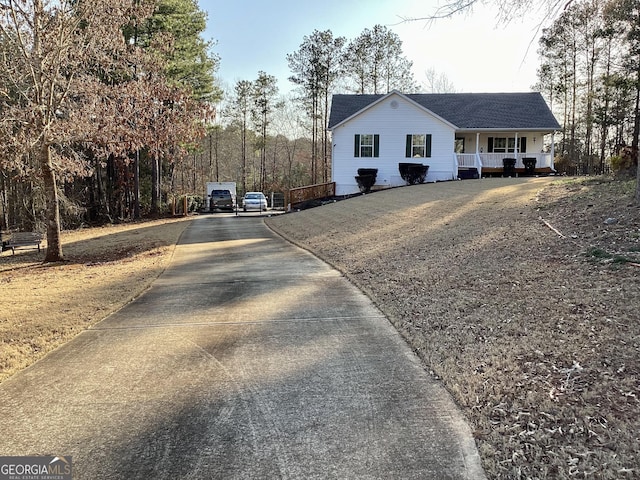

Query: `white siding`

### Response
(331, 93, 456, 196)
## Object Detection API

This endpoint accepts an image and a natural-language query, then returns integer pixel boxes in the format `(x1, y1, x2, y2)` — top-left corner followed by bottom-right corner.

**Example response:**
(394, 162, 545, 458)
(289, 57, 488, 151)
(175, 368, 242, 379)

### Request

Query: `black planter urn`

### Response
(399, 162, 429, 185)
(355, 168, 378, 193)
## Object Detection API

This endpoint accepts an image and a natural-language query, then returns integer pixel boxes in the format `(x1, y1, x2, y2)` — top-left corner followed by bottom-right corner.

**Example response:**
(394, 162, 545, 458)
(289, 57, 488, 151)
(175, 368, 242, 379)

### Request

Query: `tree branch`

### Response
(396, 0, 574, 26)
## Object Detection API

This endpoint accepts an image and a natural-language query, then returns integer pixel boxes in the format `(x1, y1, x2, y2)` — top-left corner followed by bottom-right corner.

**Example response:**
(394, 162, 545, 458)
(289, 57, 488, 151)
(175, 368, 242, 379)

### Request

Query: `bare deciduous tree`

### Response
(423, 68, 458, 93)
(399, 0, 571, 25)
(0, 0, 204, 261)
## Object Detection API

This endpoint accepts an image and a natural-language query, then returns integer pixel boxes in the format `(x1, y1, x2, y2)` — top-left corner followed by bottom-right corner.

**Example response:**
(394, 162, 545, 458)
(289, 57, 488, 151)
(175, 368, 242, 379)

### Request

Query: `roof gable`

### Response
(328, 92, 561, 131)
(328, 91, 457, 131)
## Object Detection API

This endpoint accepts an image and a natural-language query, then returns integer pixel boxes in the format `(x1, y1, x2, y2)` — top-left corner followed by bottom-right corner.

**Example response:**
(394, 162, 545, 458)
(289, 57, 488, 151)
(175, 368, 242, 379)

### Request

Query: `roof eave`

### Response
(455, 127, 560, 132)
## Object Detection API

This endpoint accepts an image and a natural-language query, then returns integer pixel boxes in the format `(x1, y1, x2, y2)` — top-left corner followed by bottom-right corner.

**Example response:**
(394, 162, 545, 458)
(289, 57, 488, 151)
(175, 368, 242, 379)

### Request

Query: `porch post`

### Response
(515, 132, 519, 164)
(550, 131, 555, 170)
(475, 132, 482, 177)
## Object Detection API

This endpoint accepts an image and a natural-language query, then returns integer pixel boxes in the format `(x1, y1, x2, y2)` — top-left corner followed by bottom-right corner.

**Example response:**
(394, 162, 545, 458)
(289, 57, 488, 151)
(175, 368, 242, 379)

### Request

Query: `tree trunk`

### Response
(261, 114, 267, 191)
(323, 86, 329, 183)
(40, 142, 63, 262)
(635, 68, 640, 204)
(570, 37, 578, 171)
(241, 116, 247, 194)
(312, 93, 318, 184)
(0, 171, 8, 231)
(151, 155, 161, 215)
(636, 150, 640, 204)
(133, 150, 140, 219)
(599, 42, 612, 172)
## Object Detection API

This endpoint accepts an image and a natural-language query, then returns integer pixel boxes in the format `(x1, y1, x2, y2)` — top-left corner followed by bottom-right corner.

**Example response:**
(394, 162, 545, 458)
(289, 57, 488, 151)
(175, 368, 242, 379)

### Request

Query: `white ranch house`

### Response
(328, 91, 561, 196)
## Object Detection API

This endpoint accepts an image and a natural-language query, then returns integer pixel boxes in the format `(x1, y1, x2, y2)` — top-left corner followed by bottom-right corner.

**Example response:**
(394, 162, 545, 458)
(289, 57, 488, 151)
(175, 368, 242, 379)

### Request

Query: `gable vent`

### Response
(390, 100, 399, 109)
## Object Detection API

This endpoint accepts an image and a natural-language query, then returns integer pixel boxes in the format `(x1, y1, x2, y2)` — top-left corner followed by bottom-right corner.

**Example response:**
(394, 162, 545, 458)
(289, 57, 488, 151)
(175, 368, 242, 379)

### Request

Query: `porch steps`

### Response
(457, 168, 479, 180)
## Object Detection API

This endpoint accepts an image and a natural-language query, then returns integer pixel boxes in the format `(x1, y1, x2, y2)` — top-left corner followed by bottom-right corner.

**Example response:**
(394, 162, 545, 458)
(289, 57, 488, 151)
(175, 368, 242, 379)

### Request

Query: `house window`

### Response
(354, 134, 379, 157)
(488, 137, 527, 153)
(493, 137, 507, 153)
(405, 134, 432, 158)
(455, 137, 465, 154)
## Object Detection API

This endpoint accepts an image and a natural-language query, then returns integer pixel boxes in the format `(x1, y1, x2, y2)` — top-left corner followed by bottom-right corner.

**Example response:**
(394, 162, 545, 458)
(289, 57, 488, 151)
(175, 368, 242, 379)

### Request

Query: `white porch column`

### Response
(476, 132, 482, 177)
(515, 132, 519, 163)
(550, 131, 555, 170)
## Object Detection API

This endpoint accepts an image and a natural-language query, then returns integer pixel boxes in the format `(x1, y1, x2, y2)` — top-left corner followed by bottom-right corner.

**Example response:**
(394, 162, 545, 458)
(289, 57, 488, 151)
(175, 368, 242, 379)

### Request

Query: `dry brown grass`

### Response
(266, 176, 640, 479)
(1, 177, 638, 479)
(0, 216, 191, 383)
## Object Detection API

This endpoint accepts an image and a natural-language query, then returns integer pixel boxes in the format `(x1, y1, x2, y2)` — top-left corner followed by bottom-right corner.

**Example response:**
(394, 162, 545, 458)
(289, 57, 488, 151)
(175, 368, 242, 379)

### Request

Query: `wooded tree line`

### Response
(4, 0, 639, 263)
(0, 0, 218, 261)
(536, 0, 640, 181)
(181, 25, 418, 199)
(1, 5, 418, 262)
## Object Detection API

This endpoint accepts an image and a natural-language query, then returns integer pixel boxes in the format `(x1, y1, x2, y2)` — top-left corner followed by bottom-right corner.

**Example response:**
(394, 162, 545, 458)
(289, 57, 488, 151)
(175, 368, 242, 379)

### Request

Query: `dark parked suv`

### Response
(209, 190, 234, 211)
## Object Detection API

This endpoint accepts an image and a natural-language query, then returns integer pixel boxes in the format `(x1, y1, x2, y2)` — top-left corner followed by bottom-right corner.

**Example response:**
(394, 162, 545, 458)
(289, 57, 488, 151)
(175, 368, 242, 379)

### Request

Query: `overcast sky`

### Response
(196, 0, 547, 95)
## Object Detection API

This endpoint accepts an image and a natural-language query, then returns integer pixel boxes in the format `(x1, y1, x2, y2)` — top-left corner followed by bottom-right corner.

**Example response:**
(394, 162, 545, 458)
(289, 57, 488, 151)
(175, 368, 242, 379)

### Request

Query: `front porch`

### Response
(454, 130, 557, 177)
(456, 152, 556, 177)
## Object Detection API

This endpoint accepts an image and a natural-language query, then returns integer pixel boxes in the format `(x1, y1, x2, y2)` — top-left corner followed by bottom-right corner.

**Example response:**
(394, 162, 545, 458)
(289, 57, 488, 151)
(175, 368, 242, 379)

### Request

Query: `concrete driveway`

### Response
(0, 216, 485, 479)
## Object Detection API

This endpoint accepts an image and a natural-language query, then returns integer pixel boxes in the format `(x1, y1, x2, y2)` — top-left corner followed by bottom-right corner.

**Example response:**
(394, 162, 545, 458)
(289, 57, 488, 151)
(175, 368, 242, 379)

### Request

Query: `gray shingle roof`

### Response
(328, 92, 561, 131)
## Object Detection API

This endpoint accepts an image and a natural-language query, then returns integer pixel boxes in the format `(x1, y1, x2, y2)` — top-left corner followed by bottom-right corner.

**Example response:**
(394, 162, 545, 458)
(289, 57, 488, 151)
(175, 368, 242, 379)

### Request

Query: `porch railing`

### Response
(456, 153, 480, 168)
(459, 153, 553, 169)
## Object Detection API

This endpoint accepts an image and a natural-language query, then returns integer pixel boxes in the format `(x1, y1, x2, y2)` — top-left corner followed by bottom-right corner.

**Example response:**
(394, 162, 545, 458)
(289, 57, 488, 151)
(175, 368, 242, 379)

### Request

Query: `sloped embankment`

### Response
(267, 177, 640, 479)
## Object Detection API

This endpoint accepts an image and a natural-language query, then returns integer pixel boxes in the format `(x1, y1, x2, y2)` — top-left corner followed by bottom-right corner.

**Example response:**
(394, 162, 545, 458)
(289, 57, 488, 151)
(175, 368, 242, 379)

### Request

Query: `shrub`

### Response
(354, 168, 377, 193)
(174, 195, 203, 214)
(610, 147, 637, 177)
(554, 155, 577, 175)
(355, 174, 377, 193)
(399, 163, 429, 185)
